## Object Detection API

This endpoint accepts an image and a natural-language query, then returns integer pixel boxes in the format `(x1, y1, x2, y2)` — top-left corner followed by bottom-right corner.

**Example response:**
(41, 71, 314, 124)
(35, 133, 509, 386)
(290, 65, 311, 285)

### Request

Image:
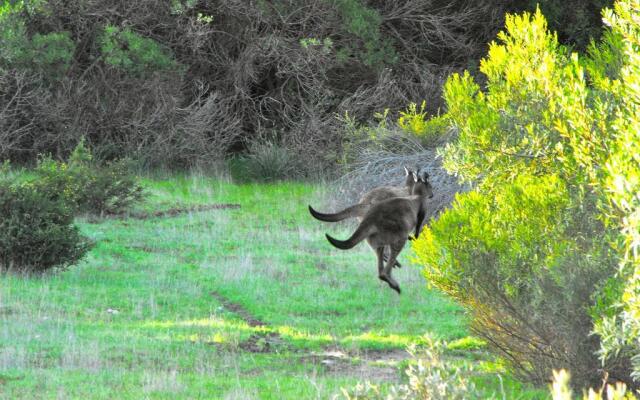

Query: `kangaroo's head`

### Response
(412, 170, 434, 199)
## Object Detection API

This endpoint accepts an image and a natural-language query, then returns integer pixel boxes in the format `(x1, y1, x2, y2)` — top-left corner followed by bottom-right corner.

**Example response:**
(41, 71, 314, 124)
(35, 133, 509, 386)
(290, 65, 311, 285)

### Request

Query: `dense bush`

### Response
(0, 179, 90, 272)
(0, 0, 513, 172)
(33, 140, 144, 215)
(586, 0, 640, 381)
(414, 175, 621, 386)
(413, 4, 639, 388)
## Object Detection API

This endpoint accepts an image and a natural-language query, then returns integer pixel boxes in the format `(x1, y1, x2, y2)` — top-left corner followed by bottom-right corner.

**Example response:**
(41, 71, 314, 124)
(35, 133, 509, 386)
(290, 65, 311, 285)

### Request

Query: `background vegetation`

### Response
(0, 0, 613, 174)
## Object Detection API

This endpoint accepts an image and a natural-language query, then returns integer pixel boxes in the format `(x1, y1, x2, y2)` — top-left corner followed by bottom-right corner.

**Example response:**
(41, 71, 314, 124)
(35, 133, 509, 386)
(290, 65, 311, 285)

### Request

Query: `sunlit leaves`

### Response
(415, 2, 640, 384)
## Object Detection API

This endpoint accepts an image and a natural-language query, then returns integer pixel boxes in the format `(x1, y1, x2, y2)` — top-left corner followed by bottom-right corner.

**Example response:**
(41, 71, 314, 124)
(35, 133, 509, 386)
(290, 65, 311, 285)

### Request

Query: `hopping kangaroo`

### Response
(308, 166, 416, 223)
(325, 171, 433, 294)
(308, 167, 416, 268)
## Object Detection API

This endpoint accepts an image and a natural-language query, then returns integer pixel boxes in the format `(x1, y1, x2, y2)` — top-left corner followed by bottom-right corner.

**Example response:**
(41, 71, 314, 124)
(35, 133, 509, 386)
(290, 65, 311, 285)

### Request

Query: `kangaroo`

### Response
(308, 166, 417, 268)
(308, 166, 416, 223)
(324, 171, 434, 294)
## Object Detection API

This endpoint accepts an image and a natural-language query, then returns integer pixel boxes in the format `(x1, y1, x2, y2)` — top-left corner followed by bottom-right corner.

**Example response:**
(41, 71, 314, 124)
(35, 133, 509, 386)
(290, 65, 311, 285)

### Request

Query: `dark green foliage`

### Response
(507, 0, 614, 50)
(0, 8, 75, 80)
(27, 32, 75, 78)
(99, 25, 178, 76)
(0, 0, 616, 173)
(0, 180, 90, 272)
(332, 0, 397, 66)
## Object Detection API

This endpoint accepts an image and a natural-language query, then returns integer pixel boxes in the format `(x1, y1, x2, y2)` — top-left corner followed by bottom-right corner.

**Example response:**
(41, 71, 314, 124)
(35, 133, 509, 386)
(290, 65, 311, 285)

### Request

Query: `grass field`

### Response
(0, 175, 547, 399)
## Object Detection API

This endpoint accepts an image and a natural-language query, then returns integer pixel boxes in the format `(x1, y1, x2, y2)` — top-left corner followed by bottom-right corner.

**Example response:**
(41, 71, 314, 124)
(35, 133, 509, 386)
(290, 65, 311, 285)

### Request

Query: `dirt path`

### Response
(209, 291, 407, 381)
(94, 203, 241, 221)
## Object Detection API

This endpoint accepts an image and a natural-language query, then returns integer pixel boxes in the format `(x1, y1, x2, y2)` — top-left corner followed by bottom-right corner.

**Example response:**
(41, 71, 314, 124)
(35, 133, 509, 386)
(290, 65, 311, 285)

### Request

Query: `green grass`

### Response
(0, 174, 547, 399)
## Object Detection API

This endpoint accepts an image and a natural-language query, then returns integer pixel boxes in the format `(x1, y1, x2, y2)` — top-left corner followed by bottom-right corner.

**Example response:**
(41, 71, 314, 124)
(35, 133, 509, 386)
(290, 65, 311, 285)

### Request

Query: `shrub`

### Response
(584, 0, 640, 381)
(332, 0, 397, 67)
(413, 5, 638, 388)
(338, 339, 479, 400)
(0, 5, 75, 80)
(397, 101, 448, 144)
(414, 174, 621, 386)
(0, 179, 90, 272)
(507, 0, 614, 50)
(236, 140, 298, 182)
(33, 140, 144, 215)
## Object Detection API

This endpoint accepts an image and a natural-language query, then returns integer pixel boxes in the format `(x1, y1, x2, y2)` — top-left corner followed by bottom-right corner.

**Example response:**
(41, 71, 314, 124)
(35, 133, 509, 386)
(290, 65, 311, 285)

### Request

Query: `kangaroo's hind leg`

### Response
(368, 238, 395, 270)
(376, 246, 400, 293)
(375, 246, 385, 277)
(380, 240, 406, 294)
(370, 240, 401, 268)
(382, 249, 402, 268)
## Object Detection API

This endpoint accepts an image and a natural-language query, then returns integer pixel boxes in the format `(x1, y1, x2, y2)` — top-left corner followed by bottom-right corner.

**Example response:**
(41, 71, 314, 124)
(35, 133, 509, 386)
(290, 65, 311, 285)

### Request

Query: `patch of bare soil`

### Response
(210, 291, 265, 327)
(93, 203, 241, 221)
(124, 244, 168, 254)
(0, 374, 24, 385)
(302, 348, 409, 382)
(239, 332, 288, 353)
(0, 306, 15, 316)
(209, 291, 294, 354)
(209, 292, 407, 383)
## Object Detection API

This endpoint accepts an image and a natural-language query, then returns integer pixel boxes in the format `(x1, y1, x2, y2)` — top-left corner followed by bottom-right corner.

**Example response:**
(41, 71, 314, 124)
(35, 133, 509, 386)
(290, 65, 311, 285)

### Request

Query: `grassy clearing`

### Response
(0, 174, 546, 399)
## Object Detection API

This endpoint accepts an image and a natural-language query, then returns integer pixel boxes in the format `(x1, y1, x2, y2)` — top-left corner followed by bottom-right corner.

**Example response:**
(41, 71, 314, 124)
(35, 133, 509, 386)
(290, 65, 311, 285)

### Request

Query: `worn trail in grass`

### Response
(0, 175, 544, 399)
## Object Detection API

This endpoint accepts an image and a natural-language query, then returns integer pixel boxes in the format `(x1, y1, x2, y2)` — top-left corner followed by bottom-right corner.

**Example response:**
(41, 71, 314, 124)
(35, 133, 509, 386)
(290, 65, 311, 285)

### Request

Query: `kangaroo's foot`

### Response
(379, 274, 401, 294)
(382, 254, 402, 269)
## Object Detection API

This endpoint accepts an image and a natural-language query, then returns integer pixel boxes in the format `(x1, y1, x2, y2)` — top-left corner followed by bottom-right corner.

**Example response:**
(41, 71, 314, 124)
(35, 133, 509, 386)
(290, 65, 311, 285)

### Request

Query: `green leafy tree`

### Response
(0, 3, 74, 80)
(332, 0, 397, 66)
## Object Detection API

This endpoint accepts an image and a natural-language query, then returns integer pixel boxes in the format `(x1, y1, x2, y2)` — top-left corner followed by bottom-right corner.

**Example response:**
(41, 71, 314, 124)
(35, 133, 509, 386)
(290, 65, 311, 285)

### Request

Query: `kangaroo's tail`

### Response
(308, 203, 368, 222)
(325, 223, 375, 250)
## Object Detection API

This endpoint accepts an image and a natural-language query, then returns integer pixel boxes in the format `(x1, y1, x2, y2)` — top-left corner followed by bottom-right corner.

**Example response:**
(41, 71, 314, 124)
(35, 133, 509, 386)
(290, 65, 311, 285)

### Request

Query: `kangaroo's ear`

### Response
(404, 166, 411, 176)
(412, 171, 418, 182)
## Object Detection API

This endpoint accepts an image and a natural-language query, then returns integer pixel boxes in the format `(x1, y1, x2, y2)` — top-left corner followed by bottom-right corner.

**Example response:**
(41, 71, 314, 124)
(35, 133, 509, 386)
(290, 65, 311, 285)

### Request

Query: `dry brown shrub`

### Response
(1, 0, 510, 172)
